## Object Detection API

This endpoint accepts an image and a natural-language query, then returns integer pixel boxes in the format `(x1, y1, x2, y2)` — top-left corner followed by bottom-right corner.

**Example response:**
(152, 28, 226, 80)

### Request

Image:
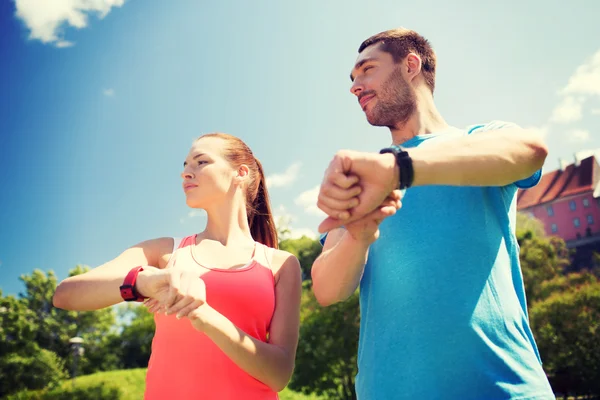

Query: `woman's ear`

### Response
(235, 164, 250, 186)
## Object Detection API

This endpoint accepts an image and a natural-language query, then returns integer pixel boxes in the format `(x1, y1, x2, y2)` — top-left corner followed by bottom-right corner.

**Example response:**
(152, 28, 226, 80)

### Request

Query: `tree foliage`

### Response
(517, 213, 600, 397)
(280, 236, 322, 280)
(290, 283, 359, 400)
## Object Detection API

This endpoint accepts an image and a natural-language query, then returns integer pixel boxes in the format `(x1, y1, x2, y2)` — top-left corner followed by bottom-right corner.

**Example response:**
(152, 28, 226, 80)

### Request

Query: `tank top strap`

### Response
(255, 242, 275, 272)
(165, 236, 193, 269)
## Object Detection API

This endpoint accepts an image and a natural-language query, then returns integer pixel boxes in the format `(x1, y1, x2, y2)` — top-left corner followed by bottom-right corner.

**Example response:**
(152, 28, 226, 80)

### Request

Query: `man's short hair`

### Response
(359, 28, 436, 93)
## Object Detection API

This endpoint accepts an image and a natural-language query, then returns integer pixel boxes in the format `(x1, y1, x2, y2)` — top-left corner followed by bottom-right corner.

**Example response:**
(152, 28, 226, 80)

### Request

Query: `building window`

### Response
(574, 217, 580, 228)
(587, 215, 594, 225)
(583, 198, 590, 208)
(569, 200, 576, 211)
(551, 223, 558, 233)
(547, 205, 554, 216)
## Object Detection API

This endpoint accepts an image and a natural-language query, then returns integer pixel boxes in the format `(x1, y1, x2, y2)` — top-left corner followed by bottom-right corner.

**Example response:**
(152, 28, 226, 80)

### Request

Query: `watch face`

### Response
(120, 286, 136, 301)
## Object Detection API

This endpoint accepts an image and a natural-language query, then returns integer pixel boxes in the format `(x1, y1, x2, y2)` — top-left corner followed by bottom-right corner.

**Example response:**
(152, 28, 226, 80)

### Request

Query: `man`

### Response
(311, 28, 554, 399)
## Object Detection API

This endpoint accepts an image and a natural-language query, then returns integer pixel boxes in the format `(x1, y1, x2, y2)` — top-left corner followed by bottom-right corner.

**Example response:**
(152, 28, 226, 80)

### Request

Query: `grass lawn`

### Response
(11, 368, 323, 399)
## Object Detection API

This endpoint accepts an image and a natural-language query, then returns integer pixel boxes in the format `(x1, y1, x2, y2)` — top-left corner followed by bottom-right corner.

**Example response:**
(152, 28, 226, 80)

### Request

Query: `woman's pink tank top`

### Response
(145, 235, 278, 400)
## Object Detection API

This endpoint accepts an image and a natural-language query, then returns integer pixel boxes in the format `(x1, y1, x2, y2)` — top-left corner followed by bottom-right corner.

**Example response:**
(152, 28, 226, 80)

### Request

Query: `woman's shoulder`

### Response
(264, 247, 301, 283)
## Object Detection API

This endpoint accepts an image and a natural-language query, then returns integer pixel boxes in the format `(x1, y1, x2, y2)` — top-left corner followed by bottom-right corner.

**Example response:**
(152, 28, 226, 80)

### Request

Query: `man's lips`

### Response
(183, 184, 198, 192)
(359, 94, 375, 110)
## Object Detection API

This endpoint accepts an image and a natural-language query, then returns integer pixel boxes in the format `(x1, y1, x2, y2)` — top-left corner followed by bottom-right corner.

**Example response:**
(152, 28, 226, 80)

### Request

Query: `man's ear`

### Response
(405, 53, 422, 81)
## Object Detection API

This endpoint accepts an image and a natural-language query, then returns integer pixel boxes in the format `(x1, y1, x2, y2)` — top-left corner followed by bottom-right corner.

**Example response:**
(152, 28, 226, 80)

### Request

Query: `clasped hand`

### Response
(137, 268, 208, 324)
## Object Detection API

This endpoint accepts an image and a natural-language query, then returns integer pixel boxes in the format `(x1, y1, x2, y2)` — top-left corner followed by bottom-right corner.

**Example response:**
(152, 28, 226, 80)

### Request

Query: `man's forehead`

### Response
(355, 44, 384, 64)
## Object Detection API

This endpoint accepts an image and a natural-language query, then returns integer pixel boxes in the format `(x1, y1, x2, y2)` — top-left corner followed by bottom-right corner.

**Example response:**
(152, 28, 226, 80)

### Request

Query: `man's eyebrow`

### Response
(183, 153, 205, 167)
(350, 58, 376, 82)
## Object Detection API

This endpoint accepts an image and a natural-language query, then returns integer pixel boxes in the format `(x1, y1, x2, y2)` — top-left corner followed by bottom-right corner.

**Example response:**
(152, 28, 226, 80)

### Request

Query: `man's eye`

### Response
(364, 66, 373, 72)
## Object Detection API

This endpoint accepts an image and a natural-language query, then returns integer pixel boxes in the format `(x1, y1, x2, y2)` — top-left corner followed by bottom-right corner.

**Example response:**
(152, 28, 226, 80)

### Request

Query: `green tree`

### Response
(529, 276, 600, 398)
(517, 213, 600, 397)
(290, 283, 359, 400)
(0, 290, 68, 397)
(107, 303, 156, 369)
(516, 213, 570, 305)
(16, 267, 118, 375)
(279, 236, 322, 280)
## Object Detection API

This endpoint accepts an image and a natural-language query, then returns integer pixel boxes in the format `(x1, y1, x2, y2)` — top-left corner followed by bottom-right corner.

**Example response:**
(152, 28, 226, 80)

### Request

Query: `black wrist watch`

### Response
(379, 146, 414, 190)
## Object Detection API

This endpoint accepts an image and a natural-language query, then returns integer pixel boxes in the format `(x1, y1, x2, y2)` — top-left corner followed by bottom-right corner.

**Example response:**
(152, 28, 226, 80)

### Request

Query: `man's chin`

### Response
(365, 113, 384, 127)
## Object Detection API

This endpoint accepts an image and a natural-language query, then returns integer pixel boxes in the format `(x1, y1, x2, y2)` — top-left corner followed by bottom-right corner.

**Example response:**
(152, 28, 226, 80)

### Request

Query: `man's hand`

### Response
(318, 150, 399, 233)
(344, 190, 403, 244)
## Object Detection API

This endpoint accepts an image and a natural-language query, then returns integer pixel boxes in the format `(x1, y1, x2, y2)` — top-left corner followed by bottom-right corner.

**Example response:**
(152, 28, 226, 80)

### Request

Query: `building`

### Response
(517, 155, 600, 269)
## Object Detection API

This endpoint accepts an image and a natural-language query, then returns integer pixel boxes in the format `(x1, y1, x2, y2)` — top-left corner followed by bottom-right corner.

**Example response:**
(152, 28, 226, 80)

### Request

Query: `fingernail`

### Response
(176, 314, 182, 320)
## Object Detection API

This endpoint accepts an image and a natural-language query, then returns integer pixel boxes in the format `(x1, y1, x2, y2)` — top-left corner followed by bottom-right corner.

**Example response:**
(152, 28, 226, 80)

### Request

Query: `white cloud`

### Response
(575, 148, 600, 162)
(266, 162, 301, 188)
(188, 210, 206, 218)
(103, 88, 115, 97)
(14, 0, 125, 47)
(561, 49, 600, 97)
(180, 209, 206, 224)
(295, 185, 325, 217)
(56, 40, 74, 48)
(568, 129, 591, 143)
(273, 205, 317, 240)
(592, 108, 600, 115)
(526, 125, 550, 139)
(287, 228, 318, 240)
(549, 96, 584, 124)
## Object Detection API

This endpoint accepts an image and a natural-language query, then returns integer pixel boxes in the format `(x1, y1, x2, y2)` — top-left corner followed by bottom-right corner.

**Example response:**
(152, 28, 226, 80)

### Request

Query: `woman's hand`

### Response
(140, 269, 207, 319)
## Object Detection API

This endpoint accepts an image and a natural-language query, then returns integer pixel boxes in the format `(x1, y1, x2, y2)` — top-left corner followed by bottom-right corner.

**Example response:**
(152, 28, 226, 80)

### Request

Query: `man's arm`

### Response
(410, 127, 547, 187)
(311, 229, 369, 306)
(312, 192, 401, 306)
(318, 127, 547, 232)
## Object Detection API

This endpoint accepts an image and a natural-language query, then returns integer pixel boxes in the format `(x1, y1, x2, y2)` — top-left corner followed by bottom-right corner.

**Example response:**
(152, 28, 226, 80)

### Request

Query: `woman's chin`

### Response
(185, 198, 204, 209)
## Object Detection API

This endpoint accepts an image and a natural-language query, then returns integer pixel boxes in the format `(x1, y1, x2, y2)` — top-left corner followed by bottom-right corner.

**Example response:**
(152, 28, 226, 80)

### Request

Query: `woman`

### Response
(53, 133, 302, 399)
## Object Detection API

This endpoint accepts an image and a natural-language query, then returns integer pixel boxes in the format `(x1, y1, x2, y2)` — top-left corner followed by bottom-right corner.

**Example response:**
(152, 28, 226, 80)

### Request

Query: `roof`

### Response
(517, 155, 599, 210)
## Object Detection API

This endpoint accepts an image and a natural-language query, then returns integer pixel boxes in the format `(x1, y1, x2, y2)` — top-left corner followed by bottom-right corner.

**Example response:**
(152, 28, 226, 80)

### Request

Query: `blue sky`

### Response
(1, 0, 599, 295)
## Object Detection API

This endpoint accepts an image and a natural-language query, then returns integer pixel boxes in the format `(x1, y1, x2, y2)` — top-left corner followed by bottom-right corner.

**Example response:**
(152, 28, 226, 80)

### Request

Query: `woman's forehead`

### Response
(189, 136, 224, 156)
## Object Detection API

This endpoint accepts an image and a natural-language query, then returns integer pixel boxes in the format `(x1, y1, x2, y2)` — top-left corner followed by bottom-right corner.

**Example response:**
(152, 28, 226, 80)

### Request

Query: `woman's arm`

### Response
(178, 251, 302, 392)
(53, 237, 174, 311)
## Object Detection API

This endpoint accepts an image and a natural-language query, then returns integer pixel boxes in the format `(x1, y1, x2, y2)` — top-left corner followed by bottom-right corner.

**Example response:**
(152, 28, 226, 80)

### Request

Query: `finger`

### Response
(380, 197, 402, 210)
(328, 172, 359, 190)
(378, 205, 399, 218)
(321, 182, 362, 201)
(167, 275, 191, 314)
(387, 189, 404, 202)
(145, 298, 159, 308)
(318, 216, 345, 233)
(318, 193, 359, 214)
(145, 299, 159, 313)
(164, 271, 181, 309)
(176, 299, 205, 319)
(167, 297, 195, 316)
(317, 202, 352, 221)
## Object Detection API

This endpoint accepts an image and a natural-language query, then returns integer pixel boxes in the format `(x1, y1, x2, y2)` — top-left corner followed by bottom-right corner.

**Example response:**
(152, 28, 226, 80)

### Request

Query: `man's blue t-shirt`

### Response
(327, 122, 554, 399)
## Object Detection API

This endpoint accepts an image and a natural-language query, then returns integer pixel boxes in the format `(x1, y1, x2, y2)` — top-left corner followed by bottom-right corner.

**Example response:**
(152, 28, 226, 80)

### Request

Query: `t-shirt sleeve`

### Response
(466, 120, 542, 189)
(319, 233, 327, 246)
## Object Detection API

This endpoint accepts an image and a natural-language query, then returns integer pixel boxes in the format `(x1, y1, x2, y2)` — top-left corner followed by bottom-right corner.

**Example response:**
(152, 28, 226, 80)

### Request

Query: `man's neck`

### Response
(389, 90, 449, 145)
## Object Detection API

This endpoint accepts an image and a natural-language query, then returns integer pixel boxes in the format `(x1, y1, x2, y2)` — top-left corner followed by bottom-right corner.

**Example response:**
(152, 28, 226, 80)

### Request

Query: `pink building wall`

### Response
(525, 192, 600, 242)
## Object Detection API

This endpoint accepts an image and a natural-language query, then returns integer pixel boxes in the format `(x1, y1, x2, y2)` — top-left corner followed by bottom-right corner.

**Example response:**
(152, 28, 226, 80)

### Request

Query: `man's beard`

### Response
(366, 67, 416, 129)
